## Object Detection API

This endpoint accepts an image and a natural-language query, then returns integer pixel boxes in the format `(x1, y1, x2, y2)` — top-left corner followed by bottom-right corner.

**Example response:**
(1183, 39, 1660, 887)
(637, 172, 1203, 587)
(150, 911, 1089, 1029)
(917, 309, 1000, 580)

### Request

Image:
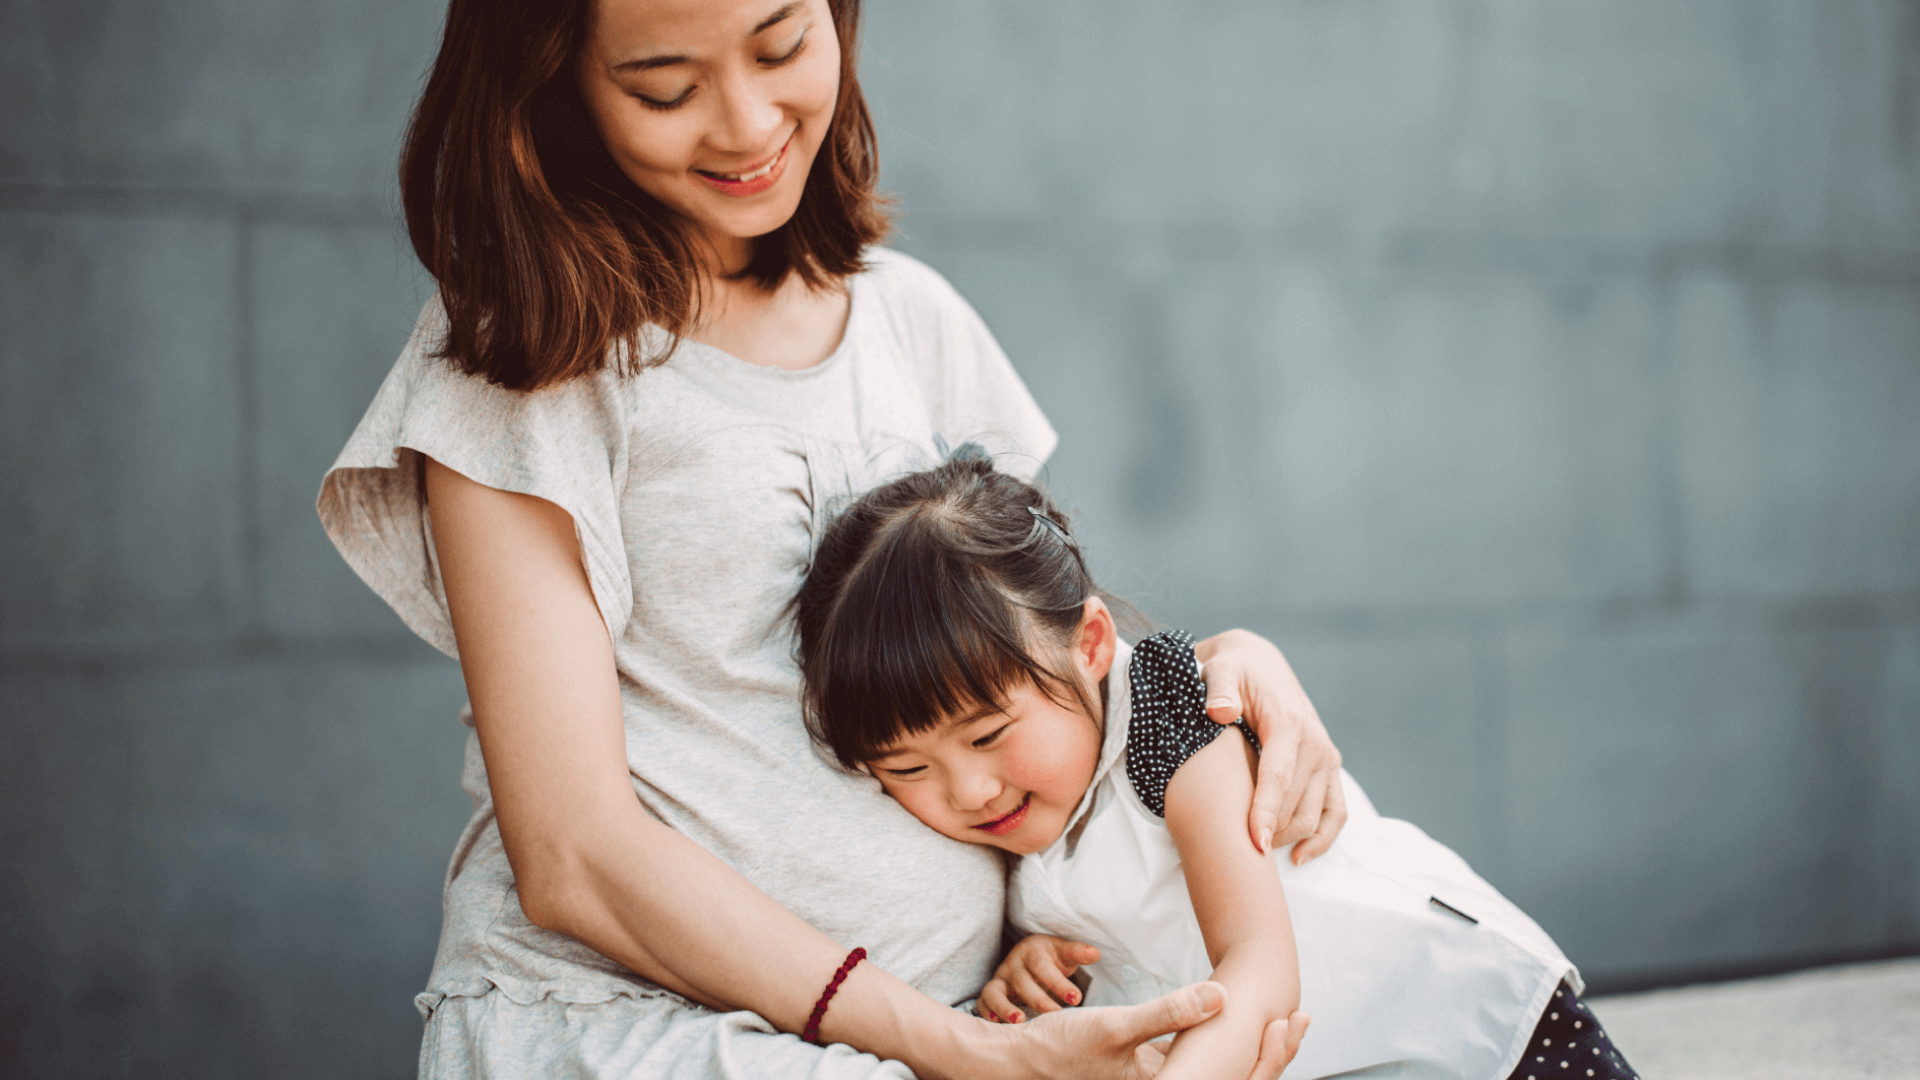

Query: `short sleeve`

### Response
(1124, 630, 1260, 817)
(316, 297, 634, 659)
(863, 249, 1058, 480)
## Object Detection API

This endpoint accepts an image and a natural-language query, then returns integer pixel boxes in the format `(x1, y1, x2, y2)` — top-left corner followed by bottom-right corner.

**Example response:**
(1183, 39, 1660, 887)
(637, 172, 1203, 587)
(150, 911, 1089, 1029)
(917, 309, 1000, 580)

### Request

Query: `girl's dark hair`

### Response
(400, 0, 889, 391)
(795, 449, 1126, 769)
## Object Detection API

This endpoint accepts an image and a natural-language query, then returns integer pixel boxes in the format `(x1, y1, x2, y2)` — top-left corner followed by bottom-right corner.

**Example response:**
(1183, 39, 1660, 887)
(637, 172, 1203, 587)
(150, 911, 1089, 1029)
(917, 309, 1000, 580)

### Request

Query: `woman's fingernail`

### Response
(1065, 992, 1078, 1005)
(1011, 1012, 1023, 1023)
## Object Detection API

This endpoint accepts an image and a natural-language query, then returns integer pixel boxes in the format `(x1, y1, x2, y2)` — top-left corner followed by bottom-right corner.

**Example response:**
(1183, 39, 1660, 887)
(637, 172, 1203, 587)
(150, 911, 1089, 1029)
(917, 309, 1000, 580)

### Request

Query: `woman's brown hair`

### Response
(400, 0, 889, 391)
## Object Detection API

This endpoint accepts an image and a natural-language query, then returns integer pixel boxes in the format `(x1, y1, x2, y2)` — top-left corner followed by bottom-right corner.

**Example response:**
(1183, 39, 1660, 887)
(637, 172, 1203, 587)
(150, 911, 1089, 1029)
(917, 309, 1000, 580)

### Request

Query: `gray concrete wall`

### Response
(3, 1, 1916, 1076)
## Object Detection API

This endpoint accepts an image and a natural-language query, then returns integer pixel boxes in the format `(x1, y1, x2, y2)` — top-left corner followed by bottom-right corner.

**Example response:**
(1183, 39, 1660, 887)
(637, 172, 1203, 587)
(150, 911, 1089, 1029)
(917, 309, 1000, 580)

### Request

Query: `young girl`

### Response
(794, 448, 1640, 1080)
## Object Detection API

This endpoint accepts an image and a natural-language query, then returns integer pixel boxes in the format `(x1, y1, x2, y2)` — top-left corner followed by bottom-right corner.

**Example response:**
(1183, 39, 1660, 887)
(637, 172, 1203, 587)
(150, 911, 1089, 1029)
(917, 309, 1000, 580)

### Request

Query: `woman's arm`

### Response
(1157, 727, 1302, 1080)
(423, 457, 1246, 1080)
(1194, 631, 1347, 862)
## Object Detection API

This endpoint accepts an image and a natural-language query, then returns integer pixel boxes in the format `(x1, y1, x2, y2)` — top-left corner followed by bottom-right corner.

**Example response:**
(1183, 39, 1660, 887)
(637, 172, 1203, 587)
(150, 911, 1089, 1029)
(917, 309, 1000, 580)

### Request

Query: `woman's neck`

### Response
(689, 263, 851, 372)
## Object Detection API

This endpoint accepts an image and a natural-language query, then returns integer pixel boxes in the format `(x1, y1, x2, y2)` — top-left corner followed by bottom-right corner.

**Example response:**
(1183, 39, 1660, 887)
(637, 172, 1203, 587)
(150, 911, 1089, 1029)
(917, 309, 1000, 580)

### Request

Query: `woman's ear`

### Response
(1075, 598, 1118, 683)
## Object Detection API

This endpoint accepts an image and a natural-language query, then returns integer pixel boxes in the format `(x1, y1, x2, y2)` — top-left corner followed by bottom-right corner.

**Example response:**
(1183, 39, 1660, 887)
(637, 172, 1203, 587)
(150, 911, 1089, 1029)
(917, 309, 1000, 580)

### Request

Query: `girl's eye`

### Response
(972, 724, 1012, 749)
(760, 29, 807, 67)
(880, 765, 926, 779)
(634, 87, 695, 112)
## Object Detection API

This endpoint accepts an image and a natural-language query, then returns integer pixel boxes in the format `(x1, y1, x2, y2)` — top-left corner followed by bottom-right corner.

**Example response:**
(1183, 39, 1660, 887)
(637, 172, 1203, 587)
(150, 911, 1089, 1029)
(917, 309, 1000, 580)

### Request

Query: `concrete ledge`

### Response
(1590, 957, 1920, 1080)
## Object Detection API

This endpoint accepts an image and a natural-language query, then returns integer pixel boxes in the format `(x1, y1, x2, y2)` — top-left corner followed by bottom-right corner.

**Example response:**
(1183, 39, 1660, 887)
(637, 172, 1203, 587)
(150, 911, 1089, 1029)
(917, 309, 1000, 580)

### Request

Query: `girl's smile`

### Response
(865, 600, 1120, 856)
(974, 793, 1033, 836)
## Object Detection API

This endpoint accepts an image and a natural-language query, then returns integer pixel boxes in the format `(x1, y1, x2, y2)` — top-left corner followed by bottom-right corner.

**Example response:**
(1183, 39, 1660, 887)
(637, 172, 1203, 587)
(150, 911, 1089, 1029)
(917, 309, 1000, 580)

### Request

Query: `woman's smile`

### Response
(974, 793, 1033, 837)
(694, 134, 792, 196)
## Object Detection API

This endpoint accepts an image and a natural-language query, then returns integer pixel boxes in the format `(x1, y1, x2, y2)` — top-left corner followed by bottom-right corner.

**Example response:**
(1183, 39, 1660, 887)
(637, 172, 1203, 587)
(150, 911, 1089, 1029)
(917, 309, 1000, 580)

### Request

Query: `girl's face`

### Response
(867, 602, 1117, 856)
(576, 0, 841, 265)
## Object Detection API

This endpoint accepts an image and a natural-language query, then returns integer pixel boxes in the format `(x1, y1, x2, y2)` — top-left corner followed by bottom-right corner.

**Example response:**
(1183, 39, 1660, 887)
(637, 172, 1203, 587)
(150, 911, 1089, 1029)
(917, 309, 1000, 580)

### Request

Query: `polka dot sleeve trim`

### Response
(1124, 630, 1260, 818)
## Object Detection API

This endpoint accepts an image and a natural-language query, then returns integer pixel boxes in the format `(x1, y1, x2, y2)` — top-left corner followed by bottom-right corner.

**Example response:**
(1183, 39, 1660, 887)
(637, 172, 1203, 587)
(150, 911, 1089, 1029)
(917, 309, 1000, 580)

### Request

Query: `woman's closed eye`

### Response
(630, 28, 808, 111)
(761, 28, 808, 68)
(633, 85, 695, 111)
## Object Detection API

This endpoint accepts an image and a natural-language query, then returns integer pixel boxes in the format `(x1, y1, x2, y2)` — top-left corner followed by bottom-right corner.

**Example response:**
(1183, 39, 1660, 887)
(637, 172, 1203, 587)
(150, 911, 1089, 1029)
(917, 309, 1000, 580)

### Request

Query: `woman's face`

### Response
(577, 0, 841, 261)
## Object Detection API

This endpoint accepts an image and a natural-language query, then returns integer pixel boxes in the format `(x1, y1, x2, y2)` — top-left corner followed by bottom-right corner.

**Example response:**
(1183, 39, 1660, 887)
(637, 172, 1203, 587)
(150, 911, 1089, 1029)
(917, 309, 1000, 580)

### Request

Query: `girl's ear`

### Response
(1074, 598, 1118, 683)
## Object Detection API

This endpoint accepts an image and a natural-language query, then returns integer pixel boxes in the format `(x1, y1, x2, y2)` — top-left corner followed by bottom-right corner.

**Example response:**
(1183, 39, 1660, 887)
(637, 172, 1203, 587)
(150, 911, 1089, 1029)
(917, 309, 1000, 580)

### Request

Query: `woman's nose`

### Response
(706, 69, 785, 154)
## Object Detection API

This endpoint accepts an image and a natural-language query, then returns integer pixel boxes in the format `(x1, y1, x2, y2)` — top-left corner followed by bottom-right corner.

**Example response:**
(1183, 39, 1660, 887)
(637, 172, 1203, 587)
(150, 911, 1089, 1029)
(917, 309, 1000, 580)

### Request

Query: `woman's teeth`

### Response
(708, 157, 777, 182)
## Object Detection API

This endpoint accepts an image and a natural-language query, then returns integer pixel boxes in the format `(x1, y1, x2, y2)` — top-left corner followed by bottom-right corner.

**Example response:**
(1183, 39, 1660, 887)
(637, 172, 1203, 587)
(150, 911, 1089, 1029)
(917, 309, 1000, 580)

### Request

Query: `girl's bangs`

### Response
(809, 547, 1067, 768)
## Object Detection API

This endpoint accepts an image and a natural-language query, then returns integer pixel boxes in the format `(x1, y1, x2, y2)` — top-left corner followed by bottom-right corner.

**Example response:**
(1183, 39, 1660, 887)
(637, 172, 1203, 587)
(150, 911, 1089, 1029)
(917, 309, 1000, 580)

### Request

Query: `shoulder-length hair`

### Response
(400, 0, 889, 391)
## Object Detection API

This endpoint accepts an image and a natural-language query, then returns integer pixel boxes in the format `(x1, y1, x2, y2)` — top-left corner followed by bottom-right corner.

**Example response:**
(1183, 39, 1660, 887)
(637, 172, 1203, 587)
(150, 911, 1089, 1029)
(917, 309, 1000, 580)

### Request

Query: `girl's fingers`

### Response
(979, 980, 1017, 1024)
(1009, 965, 1065, 1015)
(1053, 939, 1102, 969)
(1030, 952, 1084, 1007)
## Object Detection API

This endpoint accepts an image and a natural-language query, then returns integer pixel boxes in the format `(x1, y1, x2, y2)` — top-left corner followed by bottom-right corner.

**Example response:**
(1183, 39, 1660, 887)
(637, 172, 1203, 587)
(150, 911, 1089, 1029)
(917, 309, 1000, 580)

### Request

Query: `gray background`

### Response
(3, 1, 1917, 1076)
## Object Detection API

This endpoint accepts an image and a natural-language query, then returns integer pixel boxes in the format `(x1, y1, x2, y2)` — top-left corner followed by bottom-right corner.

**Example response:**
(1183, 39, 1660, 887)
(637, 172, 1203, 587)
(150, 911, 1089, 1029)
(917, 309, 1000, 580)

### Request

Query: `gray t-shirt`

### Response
(319, 249, 1056, 1052)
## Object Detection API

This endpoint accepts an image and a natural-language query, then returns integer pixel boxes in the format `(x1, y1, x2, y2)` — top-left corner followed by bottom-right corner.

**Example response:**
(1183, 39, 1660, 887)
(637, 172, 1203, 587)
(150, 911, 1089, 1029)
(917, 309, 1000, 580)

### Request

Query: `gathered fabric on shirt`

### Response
(1009, 636, 1580, 1080)
(318, 248, 1057, 1079)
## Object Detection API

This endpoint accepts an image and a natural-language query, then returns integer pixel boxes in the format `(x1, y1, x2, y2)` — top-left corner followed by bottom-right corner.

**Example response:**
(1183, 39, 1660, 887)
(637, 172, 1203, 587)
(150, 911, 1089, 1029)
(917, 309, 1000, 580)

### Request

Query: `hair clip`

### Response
(1028, 505, 1072, 542)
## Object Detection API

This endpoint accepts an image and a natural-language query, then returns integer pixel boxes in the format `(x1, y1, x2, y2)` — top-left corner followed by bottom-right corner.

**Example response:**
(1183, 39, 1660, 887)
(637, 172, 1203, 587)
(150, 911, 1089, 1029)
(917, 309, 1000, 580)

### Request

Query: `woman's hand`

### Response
(1250, 1013, 1311, 1080)
(1194, 630, 1347, 862)
(980, 934, 1099, 1022)
(1004, 987, 1308, 1080)
(1134, 1012, 1309, 1080)
(1002, 982, 1227, 1080)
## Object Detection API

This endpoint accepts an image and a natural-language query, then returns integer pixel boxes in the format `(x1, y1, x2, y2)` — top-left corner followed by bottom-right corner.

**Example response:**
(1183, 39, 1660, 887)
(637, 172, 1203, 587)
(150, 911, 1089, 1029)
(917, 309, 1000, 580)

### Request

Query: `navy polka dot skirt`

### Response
(1505, 981, 1637, 1080)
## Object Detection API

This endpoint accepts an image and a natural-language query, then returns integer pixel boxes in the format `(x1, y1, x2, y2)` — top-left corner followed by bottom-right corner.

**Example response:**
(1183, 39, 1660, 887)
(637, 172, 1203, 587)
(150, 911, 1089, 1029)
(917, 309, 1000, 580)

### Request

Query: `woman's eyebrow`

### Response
(612, 53, 690, 75)
(752, 2, 806, 36)
(610, 3, 804, 75)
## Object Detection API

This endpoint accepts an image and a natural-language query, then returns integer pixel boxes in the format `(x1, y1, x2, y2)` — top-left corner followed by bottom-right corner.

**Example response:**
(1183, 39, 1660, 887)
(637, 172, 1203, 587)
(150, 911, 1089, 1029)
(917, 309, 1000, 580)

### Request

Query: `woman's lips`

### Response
(694, 138, 790, 197)
(974, 793, 1032, 837)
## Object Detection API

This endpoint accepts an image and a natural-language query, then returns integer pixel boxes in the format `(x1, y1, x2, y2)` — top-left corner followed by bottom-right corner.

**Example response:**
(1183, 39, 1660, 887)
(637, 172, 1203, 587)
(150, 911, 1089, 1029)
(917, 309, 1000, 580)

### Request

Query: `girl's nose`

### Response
(950, 768, 1003, 812)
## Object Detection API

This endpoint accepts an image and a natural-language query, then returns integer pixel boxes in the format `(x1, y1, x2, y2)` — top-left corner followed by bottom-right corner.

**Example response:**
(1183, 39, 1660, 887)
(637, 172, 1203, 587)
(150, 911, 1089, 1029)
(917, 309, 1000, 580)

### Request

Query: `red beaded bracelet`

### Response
(802, 947, 867, 1044)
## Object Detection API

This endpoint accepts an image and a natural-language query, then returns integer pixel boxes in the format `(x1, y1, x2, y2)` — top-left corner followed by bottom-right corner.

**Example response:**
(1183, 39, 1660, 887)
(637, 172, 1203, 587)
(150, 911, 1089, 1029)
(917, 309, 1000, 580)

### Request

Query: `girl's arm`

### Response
(1193, 632, 1347, 861)
(423, 458, 1242, 1080)
(1157, 726, 1302, 1080)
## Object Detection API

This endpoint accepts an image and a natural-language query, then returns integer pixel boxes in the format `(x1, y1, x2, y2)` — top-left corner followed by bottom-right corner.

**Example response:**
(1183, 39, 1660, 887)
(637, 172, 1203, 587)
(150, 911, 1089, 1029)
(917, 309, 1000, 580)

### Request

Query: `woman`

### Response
(319, 0, 1347, 1076)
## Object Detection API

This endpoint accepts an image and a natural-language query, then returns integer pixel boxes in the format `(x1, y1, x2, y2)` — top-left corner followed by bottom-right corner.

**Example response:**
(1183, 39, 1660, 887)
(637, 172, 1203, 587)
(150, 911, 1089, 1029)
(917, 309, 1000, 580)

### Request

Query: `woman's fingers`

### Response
(1288, 771, 1348, 865)
(1274, 770, 1329, 854)
(1112, 981, 1227, 1046)
(1249, 726, 1305, 855)
(1247, 1012, 1312, 1080)
(1195, 631, 1341, 856)
(1009, 982, 1224, 1080)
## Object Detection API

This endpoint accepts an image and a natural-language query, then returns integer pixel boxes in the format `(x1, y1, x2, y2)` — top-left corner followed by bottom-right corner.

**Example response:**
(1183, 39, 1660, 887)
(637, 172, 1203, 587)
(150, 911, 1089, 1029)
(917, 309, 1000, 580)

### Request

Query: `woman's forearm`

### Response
(523, 796, 989, 1073)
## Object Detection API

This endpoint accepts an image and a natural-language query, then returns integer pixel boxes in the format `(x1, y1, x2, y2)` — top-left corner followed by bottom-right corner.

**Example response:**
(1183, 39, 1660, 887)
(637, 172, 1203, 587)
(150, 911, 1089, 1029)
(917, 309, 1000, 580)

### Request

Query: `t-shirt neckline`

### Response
(672, 271, 864, 381)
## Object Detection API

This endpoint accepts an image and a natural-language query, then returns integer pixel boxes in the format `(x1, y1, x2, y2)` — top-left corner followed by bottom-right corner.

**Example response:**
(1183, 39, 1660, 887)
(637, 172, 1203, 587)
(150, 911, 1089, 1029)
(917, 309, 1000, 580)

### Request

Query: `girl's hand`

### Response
(1194, 629, 1348, 863)
(980, 934, 1100, 1022)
